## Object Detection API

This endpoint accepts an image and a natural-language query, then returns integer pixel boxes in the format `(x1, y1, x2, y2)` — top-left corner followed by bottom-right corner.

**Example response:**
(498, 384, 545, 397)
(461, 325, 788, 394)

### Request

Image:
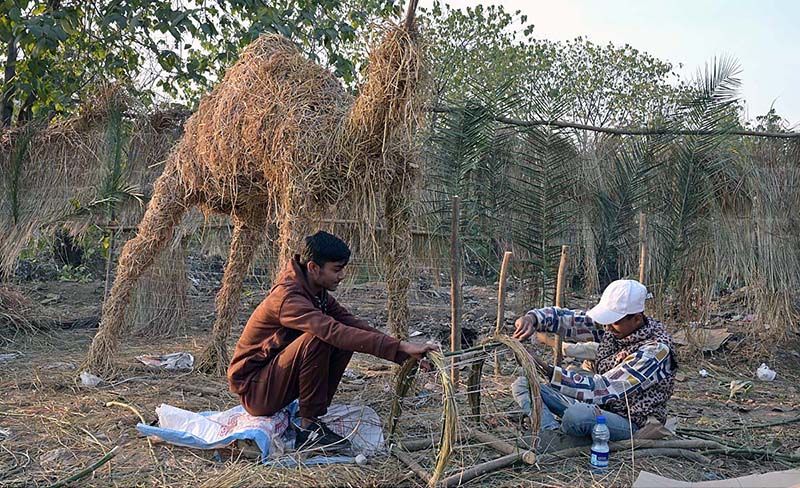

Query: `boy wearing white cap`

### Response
(511, 279, 678, 445)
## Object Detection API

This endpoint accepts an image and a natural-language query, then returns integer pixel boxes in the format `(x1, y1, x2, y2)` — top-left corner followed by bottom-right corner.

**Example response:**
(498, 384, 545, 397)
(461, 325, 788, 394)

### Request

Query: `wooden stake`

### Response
(450, 196, 462, 384)
(555, 245, 568, 307)
(638, 212, 647, 284)
(392, 448, 432, 485)
(441, 452, 522, 487)
(553, 245, 568, 365)
(494, 251, 512, 375)
(470, 429, 536, 464)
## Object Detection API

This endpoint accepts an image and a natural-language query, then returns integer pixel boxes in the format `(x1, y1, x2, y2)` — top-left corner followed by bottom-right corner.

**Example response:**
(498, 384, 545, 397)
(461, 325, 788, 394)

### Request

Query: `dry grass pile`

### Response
(0, 284, 51, 344)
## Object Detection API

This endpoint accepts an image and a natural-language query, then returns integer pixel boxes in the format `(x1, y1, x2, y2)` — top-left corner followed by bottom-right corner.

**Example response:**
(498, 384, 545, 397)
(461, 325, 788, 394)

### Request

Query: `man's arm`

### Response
(513, 306, 603, 342)
(547, 341, 672, 404)
(280, 294, 437, 363)
(326, 295, 378, 333)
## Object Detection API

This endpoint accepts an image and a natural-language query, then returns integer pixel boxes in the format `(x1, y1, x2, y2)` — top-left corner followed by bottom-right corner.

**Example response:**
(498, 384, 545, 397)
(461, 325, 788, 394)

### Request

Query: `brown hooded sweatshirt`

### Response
(228, 255, 408, 394)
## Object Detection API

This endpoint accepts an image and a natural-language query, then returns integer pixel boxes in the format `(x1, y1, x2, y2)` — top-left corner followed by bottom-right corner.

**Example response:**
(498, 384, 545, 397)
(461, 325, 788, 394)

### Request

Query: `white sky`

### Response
(419, 0, 800, 128)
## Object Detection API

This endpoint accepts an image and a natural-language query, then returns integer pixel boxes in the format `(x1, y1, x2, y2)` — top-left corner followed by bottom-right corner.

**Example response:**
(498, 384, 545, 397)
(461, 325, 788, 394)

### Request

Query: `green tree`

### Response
(0, 0, 401, 127)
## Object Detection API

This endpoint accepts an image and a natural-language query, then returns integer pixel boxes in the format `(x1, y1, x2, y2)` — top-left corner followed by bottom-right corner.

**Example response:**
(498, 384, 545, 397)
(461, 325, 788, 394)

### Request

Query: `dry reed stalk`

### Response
(128, 240, 188, 338)
(389, 357, 419, 439)
(426, 350, 457, 488)
(491, 335, 543, 433)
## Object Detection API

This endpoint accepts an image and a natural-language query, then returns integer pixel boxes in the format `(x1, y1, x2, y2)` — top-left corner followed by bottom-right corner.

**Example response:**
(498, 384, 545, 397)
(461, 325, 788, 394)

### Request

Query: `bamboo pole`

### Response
(470, 429, 536, 464)
(441, 452, 522, 487)
(553, 245, 568, 365)
(450, 195, 462, 384)
(638, 212, 647, 284)
(392, 448, 432, 484)
(494, 251, 512, 375)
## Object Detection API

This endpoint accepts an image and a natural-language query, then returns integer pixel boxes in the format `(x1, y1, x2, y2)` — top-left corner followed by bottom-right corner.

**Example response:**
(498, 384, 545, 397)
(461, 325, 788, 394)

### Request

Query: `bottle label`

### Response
(590, 449, 609, 468)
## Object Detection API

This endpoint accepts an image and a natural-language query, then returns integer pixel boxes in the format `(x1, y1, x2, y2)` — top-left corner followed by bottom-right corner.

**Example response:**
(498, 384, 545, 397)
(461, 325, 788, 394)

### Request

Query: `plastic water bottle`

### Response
(590, 415, 610, 473)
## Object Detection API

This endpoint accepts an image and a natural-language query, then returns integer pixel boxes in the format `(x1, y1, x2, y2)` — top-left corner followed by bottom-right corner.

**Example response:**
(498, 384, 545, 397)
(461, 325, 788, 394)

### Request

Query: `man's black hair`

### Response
(300, 231, 351, 267)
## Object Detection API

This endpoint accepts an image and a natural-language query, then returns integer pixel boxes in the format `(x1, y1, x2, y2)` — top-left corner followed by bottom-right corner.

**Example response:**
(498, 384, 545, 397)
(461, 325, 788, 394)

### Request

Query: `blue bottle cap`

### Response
(596, 415, 606, 424)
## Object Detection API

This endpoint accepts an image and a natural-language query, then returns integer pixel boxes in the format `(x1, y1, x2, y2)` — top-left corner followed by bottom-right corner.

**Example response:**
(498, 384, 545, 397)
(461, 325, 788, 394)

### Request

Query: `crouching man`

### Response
(228, 231, 436, 452)
(511, 280, 678, 448)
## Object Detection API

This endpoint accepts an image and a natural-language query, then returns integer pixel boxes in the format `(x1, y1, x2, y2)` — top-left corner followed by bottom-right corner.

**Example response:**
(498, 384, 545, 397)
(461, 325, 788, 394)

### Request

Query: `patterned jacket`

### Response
(527, 307, 678, 427)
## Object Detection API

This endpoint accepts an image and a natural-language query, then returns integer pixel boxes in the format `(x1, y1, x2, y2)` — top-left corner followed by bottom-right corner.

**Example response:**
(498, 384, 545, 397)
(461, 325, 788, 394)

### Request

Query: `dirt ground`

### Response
(2, 268, 800, 487)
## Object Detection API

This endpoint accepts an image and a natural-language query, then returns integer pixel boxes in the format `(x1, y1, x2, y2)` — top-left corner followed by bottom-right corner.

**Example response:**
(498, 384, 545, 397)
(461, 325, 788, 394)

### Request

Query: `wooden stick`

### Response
(554, 245, 568, 308)
(392, 448, 431, 484)
(430, 106, 800, 139)
(638, 213, 647, 284)
(553, 245, 568, 365)
(470, 430, 536, 464)
(535, 438, 724, 463)
(631, 448, 710, 463)
(46, 446, 120, 488)
(399, 438, 435, 452)
(441, 452, 522, 487)
(494, 251, 512, 375)
(450, 195, 462, 384)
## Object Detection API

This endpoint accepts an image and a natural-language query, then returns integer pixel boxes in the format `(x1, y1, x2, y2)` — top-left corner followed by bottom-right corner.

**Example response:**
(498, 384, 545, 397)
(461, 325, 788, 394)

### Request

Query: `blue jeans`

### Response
(512, 377, 638, 441)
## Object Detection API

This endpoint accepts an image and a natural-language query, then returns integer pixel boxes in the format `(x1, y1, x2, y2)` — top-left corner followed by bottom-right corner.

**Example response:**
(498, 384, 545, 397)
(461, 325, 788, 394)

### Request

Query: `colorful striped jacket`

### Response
(527, 307, 678, 427)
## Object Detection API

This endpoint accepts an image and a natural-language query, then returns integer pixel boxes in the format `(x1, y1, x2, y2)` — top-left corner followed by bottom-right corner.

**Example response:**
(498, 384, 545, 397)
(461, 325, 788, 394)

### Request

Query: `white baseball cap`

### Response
(587, 280, 647, 324)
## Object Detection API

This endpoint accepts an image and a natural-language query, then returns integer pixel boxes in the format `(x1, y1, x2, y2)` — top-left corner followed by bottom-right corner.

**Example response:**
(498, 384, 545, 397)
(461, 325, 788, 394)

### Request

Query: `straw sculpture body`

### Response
(85, 3, 422, 375)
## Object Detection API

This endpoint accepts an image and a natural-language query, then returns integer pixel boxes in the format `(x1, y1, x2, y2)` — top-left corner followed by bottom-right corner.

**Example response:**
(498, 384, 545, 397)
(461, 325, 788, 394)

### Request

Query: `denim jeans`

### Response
(512, 377, 638, 441)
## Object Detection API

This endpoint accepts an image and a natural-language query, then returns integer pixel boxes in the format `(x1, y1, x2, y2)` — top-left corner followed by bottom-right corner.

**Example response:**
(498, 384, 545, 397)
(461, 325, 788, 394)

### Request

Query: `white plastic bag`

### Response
(756, 363, 777, 381)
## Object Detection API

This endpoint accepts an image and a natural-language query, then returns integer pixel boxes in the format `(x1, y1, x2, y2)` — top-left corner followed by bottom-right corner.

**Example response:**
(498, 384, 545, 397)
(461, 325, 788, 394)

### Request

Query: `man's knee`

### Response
(560, 403, 597, 437)
(298, 333, 333, 358)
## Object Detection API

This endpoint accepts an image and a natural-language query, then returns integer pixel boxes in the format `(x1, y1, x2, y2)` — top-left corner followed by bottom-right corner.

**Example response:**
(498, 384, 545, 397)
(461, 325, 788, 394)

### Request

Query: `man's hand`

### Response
(512, 314, 537, 341)
(399, 341, 439, 360)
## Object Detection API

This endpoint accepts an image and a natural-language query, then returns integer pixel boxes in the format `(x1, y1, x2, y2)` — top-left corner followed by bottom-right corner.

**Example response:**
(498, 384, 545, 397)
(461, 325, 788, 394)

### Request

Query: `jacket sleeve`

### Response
(527, 306, 604, 342)
(279, 293, 407, 364)
(548, 341, 673, 404)
(326, 295, 378, 333)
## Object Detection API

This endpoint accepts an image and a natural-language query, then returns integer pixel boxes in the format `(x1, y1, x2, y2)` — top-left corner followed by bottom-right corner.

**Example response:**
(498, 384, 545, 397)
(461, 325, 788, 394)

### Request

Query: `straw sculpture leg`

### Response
(384, 168, 413, 339)
(196, 214, 267, 375)
(86, 164, 191, 375)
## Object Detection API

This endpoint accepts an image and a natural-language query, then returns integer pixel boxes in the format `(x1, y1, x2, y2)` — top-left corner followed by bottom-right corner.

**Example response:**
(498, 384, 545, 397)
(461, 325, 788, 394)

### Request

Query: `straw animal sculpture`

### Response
(85, 2, 423, 375)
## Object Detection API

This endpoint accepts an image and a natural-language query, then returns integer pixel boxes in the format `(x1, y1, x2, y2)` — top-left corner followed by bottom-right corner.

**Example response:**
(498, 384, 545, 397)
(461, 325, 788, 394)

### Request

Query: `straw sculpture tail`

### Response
(85, 9, 422, 376)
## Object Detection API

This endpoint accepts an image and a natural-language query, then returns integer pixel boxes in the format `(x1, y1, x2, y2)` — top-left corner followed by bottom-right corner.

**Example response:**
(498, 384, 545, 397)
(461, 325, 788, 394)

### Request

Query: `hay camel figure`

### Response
(85, 2, 422, 376)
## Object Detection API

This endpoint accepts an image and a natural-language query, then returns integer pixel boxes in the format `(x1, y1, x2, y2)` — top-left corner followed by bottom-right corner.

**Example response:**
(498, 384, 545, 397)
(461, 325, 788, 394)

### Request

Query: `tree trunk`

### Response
(1, 38, 18, 127)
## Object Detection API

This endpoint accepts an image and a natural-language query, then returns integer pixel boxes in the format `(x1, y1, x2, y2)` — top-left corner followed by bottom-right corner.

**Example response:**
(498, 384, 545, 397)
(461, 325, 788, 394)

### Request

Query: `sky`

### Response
(418, 0, 800, 128)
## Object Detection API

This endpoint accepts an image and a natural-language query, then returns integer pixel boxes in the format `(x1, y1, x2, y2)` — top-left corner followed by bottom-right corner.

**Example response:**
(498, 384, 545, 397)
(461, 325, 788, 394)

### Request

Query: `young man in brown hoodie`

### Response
(228, 231, 435, 452)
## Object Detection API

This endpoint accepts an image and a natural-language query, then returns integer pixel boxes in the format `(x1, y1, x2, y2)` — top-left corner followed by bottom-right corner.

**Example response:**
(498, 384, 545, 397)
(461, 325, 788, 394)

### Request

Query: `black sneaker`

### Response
(294, 421, 352, 454)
